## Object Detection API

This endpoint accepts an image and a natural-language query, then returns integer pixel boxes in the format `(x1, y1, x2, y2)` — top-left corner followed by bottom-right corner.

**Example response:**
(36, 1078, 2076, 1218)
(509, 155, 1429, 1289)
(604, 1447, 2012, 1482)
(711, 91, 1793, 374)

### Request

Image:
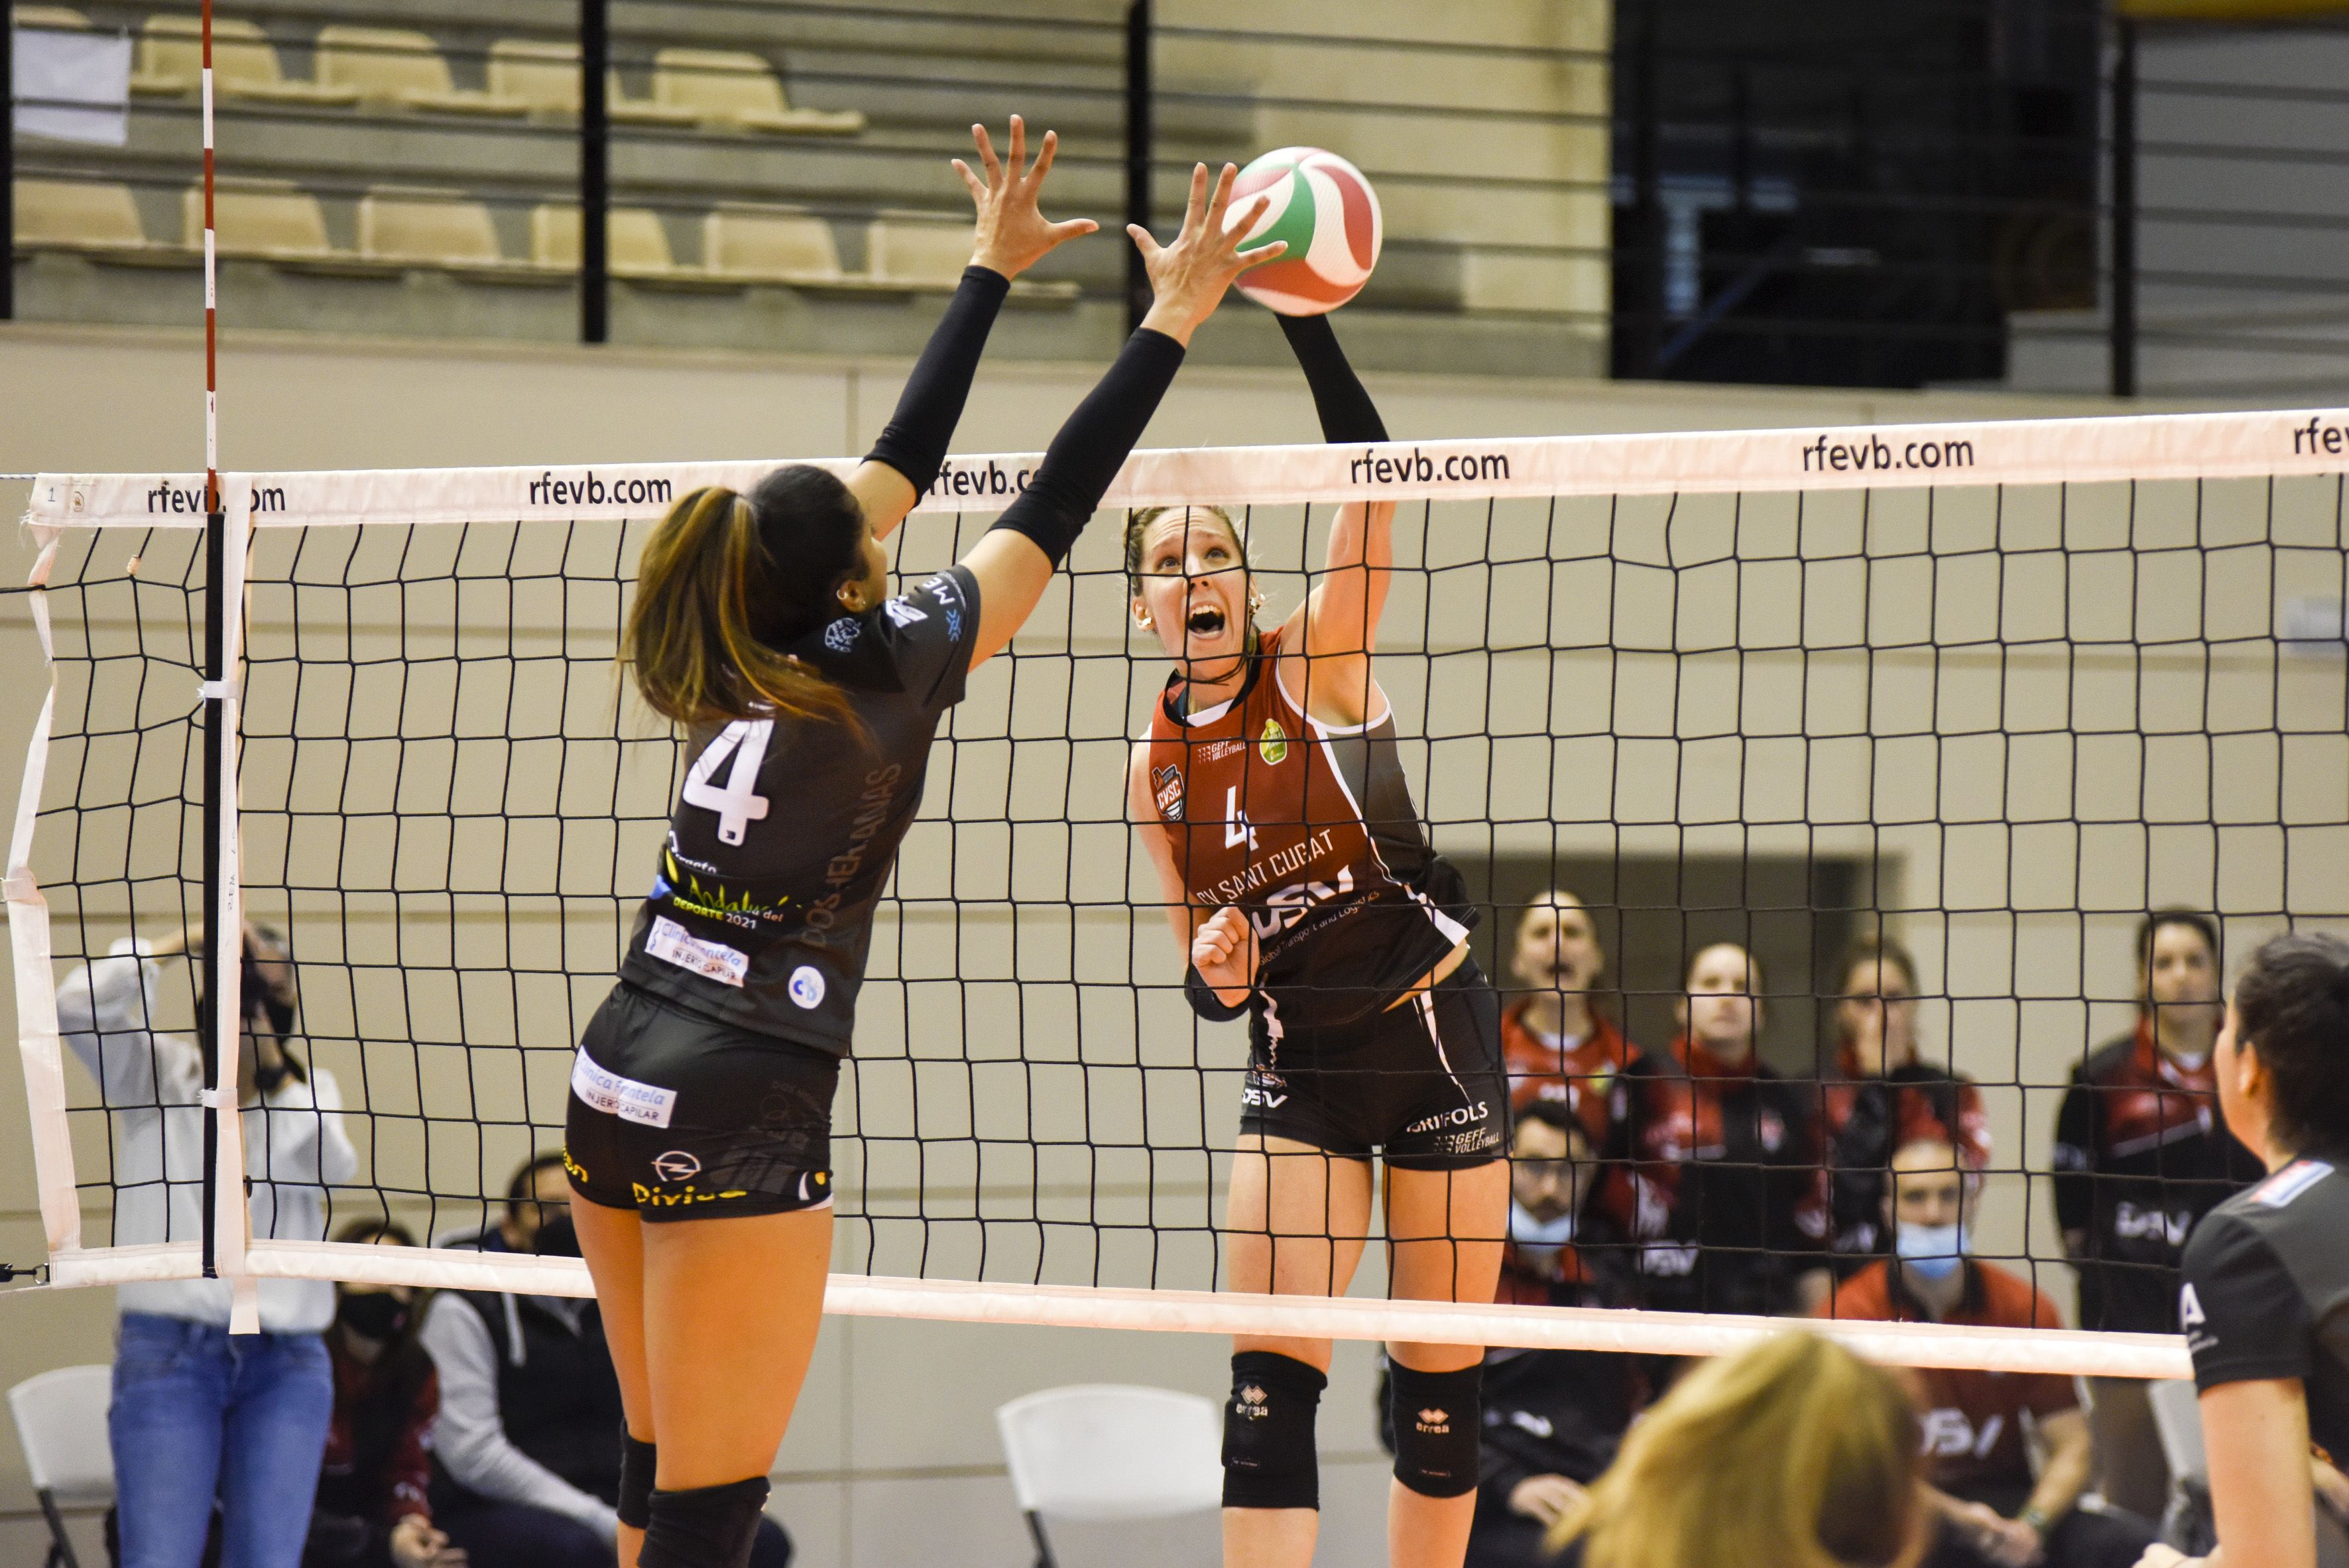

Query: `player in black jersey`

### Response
(2142, 932, 2349, 1568)
(1124, 313, 1506, 1568)
(562, 127, 1285, 1568)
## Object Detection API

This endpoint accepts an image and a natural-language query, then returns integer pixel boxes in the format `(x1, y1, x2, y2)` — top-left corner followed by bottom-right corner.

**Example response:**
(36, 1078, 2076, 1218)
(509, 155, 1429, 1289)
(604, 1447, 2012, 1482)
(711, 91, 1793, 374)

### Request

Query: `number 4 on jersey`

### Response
(1223, 786, 1258, 851)
(684, 719, 774, 845)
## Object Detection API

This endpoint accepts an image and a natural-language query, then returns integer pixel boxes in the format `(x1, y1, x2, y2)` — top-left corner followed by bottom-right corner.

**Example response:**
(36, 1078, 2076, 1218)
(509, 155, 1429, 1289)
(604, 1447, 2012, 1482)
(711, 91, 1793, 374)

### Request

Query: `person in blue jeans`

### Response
(57, 920, 357, 1568)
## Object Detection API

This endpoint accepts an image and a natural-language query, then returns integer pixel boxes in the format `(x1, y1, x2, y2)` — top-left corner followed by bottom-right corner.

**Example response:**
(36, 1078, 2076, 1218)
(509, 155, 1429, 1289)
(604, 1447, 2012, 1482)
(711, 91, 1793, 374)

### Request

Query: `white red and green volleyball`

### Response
(1226, 147, 1382, 317)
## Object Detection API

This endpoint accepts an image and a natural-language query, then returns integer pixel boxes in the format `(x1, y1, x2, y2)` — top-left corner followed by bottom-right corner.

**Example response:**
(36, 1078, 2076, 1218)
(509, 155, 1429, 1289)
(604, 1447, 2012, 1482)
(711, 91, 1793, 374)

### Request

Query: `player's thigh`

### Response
(573, 1194, 652, 1434)
(640, 1205, 834, 1490)
(1382, 1158, 1507, 1372)
(1227, 1134, 1372, 1368)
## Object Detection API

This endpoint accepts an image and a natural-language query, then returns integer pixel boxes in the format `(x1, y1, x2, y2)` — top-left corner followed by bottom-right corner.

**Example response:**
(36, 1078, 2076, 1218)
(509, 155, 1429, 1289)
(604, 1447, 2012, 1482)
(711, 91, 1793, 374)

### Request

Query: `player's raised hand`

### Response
(1132, 162, 1286, 347)
(1191, 904, 1260, 1005)
(957, 115, 1097, 280)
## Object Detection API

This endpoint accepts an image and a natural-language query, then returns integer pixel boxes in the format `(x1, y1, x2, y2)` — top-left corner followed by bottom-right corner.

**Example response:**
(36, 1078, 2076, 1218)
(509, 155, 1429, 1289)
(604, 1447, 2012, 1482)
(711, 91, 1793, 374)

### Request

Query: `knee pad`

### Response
(617, 1432, 656, 1531)
(1388, 1360, 1482, 1499)
(1221, 1351, 1327, 1511)
(638, 1477, 771, 1568)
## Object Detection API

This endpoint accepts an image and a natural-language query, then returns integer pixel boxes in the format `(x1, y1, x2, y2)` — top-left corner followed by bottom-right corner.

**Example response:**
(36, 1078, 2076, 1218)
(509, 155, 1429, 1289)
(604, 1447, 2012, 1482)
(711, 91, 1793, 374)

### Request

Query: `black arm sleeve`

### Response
(987, 327, 1186, 568)
(863, 265, 1011, 495)
(1278, 312, 1387, 444)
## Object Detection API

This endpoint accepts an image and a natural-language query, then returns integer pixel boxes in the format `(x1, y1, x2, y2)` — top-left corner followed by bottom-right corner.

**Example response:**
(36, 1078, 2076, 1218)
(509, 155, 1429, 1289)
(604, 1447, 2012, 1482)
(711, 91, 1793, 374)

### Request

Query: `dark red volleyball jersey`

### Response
(1144, 626, 1474, 1030)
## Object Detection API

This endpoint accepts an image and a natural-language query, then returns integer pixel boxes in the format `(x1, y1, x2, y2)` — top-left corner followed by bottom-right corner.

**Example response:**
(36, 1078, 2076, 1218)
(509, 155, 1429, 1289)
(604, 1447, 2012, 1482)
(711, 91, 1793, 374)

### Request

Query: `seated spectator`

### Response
(2051, 910, 2260, 1520)
(306, 1221, 462, 1568)
(1466, 1102, 1646, 1568)
(1547, 1330, 1923, 1568)
(1819, 1136, 2153, 1568)
(1602, 943, 1829, 1315)
(58, 920, 355, 1568)
(1821, 935, 1992, 1269)
(419, 1153, 795, 1568)
(1500, 890, 1646, 1144)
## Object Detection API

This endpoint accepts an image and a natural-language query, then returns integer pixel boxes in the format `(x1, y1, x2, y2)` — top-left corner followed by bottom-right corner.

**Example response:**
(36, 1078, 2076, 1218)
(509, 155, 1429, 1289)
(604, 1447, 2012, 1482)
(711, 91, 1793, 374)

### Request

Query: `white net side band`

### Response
(21, 404, 2349, 532)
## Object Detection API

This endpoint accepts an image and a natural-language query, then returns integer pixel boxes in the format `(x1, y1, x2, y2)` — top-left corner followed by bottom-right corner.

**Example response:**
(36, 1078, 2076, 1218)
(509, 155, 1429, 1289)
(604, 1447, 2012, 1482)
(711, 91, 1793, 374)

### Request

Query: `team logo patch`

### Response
(1153, 763, 1185, 821)
(1236, 1384, 1269, 1419)
(1258, 718, 1288, 765)
(788, 965, 827, 1009)
(1415, 1408, 1451, 1433)
(823, 618, 861, 652)
(652, 1150, 702, 1183)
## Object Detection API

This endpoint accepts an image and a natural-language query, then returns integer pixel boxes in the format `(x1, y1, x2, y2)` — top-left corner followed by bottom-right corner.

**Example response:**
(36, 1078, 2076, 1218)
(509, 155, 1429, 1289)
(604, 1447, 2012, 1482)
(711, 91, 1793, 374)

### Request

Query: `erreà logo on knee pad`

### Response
(1415, 1408, 1451, 1434)
(1237, 1384, 1270, 1419)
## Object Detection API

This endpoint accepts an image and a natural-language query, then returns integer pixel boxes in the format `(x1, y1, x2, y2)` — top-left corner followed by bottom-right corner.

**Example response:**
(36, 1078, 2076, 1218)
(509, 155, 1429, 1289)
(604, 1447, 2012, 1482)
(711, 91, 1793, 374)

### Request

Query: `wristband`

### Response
(1184, 965, 1250, 1022)
(2017, 1505, 2051, 1536)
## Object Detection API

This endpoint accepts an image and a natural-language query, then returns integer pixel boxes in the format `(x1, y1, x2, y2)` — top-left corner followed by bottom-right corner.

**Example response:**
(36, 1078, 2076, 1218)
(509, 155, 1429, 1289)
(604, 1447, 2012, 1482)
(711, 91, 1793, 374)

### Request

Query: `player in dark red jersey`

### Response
(1600, 942, 1830, 1316)
(2143, 931, 2349, 1568)
(2051, 911, 2261, 1518)
(562, 133, 1282, 1568)
(1819, 935, 1992, 1272)
(1500, 890, 1645, 1149)
(1124, 311, 1504, 1568)
(1817, 1136, 2152, 1568)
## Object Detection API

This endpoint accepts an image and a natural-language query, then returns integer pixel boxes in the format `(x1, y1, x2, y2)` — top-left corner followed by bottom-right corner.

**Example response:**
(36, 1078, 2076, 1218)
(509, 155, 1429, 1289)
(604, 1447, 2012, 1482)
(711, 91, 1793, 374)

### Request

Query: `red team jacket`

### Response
(1500, 1000, 1642, 1144)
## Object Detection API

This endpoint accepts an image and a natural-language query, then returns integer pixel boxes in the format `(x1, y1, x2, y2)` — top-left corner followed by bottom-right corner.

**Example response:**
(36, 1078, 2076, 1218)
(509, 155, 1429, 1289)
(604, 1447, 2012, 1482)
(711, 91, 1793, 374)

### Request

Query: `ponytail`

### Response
(625, 478, 859, 729)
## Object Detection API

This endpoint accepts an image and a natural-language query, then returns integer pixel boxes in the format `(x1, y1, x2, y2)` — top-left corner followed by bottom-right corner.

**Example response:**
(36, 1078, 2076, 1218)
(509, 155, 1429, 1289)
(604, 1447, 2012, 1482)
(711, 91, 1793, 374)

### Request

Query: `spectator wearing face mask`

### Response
(1500, 890, 1646, 1148)
(418, 1152, 793, 1568)
(306, 1220, 462, 1568)
(1463, 1101, 1646, 1568)
(1818, 1137, 2153, 1568)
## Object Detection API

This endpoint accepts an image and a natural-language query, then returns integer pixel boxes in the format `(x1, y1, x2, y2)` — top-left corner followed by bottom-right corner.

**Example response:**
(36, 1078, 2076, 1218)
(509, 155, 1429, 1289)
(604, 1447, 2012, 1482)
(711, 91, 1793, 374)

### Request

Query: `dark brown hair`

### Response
(1123, 503, 1248, 598)
(624, 470, 863, 727)
(2137, 908, 2220, 978)
(1837, 934, 1919, 999)
(2233, 930, 2349, 1154)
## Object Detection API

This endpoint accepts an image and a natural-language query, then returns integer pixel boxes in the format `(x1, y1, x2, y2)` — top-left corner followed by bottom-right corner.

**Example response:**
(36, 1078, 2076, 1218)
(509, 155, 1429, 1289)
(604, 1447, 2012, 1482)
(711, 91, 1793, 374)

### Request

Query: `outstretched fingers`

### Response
(1126, 221, 1162, 263)
(1028, 127, 1059, 185)
(1004, 113, 1027, 179)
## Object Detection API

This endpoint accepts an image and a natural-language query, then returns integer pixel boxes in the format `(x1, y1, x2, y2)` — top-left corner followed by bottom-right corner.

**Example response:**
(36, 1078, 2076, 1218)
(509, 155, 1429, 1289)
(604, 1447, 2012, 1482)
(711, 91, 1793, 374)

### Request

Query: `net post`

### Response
(2109, 13, 2139, 399)
(579, 0, 610, 346)
(3, 6, 15, 324)
(1123, 0, 1152, 335)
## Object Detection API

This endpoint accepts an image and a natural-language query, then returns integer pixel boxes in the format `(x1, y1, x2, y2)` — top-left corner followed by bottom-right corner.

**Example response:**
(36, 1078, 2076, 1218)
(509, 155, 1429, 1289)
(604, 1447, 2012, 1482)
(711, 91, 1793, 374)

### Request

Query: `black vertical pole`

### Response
(1628, 0, 1665, 378)
(2110, 15, 2138, 398)
(1124, 0, 1152, 334)
(198, 497, 225, 1280)
(580, 0, 609, 345)
(3, 9, 15, 321)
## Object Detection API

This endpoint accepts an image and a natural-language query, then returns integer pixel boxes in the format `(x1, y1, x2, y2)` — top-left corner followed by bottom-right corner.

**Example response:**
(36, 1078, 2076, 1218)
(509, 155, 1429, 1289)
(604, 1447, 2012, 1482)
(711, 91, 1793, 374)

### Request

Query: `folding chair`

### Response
(9, 1364, 115, 1568)
(996, 1384, 1223, 1568)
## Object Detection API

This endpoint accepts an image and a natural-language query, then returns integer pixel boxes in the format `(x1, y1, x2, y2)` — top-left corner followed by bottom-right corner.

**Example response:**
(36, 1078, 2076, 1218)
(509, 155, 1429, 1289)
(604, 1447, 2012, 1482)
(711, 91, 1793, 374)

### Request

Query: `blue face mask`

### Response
(1510, 1200, 1577, 1269)
(1896, 1221, 1966, 1280)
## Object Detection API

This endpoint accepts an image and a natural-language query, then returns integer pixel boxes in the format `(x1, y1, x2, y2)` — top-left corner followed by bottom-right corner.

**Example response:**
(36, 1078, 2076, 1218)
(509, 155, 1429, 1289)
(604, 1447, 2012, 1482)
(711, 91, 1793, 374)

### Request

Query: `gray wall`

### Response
(1, 316, 2318, 1567)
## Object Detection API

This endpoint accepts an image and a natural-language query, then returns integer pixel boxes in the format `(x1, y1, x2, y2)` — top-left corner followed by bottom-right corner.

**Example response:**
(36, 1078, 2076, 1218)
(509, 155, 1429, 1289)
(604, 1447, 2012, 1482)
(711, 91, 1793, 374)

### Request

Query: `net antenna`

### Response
(19, 407, 2349, 1377)
(194, 0, 261, 1332)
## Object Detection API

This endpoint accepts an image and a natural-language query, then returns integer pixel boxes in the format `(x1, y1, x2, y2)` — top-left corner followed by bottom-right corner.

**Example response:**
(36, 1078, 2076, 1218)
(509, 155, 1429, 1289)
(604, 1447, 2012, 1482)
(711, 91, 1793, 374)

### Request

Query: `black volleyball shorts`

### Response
(564, 981, 839, 1223)
(1238, 958, 1508, 1170)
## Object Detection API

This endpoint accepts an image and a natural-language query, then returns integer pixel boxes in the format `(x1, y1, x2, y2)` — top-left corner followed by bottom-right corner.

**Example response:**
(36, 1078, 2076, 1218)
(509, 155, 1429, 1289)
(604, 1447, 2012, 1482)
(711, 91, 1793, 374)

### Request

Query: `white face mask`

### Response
(1510, 1200, 1578, 1269)
(1896, 1221, 1967, 1280)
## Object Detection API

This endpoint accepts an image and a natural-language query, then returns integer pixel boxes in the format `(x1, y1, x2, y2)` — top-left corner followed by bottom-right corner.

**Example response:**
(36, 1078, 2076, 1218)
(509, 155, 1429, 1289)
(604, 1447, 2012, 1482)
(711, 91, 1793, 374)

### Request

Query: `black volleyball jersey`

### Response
(2179, 1148, 2349, 1463)
(616, 565, 980, 1055)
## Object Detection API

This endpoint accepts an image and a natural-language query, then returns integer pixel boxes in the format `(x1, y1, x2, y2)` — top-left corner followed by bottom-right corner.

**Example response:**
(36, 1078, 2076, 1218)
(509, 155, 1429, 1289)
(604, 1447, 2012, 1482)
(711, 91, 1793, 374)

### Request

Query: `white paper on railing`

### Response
(21, 406, 2349, 533)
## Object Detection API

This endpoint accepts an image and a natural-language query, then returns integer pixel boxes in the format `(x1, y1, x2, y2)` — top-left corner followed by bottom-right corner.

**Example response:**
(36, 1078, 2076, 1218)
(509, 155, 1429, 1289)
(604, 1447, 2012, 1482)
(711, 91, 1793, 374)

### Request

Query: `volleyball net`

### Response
(12, 407, 2349, 1378)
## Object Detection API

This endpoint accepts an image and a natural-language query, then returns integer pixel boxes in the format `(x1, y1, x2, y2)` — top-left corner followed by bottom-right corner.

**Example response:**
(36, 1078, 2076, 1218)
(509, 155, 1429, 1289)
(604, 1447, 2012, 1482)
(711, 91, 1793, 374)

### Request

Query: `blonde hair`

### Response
(1551, 1333, 1923, 1568)
(624, 485, 853, 729)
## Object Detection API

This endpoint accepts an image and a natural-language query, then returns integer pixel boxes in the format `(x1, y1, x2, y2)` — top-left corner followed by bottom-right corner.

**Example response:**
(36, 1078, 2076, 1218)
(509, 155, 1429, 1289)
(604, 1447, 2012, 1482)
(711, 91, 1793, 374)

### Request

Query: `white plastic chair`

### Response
(996, 1384, 1223, 1568)
(2147, 1378, 2212, 1548)
(9, 1364, 115, 1568)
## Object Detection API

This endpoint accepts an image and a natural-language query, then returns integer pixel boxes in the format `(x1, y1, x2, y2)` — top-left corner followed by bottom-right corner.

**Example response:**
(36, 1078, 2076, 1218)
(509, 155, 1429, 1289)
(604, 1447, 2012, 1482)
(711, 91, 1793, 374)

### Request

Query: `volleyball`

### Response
(1226, 146, 1383, 316)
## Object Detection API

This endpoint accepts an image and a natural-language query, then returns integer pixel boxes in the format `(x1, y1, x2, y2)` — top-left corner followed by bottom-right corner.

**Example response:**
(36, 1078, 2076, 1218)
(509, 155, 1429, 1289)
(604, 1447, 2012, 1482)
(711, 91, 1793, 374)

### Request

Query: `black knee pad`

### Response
(617, 1431, 656, 1531)
(1388, 1360, 1482, 1499)
(1221, 1351, 1327, 1510)
(638, 1476, 771, 1568)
